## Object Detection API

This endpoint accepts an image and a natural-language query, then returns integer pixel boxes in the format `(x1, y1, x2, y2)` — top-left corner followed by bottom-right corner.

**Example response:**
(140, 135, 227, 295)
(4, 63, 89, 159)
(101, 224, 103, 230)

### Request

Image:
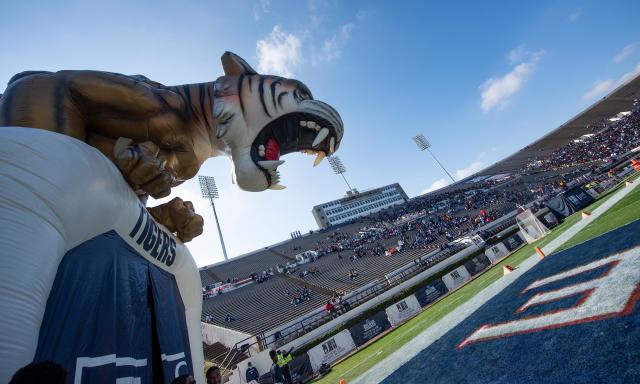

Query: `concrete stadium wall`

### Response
(201, 322, 255, 352)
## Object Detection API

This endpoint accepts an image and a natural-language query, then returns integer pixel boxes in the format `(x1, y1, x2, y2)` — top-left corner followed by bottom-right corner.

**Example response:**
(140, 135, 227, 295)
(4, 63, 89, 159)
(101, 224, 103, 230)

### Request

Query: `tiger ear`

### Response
(221, 52, 258, 76)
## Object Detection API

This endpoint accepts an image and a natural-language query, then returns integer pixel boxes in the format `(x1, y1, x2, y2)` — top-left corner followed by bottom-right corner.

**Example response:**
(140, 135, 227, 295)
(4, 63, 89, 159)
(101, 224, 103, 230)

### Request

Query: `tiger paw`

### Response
(147, 197, 204, 243)
(112, 137, 175, 198)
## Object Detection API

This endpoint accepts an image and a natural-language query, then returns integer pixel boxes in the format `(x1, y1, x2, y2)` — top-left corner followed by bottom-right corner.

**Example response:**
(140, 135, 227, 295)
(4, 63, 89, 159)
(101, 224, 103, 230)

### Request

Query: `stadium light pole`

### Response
(328, 156, 354, 192)
(199, 175, 228, 261)
(413, 134, 456, 183)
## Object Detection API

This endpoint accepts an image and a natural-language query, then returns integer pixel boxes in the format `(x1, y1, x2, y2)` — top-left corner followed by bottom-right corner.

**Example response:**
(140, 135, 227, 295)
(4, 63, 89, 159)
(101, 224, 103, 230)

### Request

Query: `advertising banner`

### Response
(414, 278, 448, 307)
(503, 233, 524, 252)
(307, 330, 356, 372)
(288, 353, 314, 383)
(442, 266, 472, 291)
(464, 254, 492, 276)
(385, 295, 422, 326)
(349, 311, 392, 347)
(485, 242, 510, 263)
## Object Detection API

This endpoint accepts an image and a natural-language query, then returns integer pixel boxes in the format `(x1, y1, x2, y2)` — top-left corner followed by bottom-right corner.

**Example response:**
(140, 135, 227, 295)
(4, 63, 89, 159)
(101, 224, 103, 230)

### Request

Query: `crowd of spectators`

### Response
(201, 103, 640, 305)
(526, 103, 640, 172)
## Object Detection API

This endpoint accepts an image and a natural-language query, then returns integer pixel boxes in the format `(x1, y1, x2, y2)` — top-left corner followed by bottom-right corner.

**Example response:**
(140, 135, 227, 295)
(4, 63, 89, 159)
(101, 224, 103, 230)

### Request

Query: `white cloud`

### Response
(319, 23, 355, 61)
(568, 9, 582, 22)
(480, 49, 544, 112)
(256, 26, 302, 77)
(507, 45, 526, 64)
(613, 43, 638, 63)
(582, 63, 640, 100)
(582, 79, 615, 100)
(422, 178, 449, 194)
(455, 160, 485, 179)
(252, 0, 271, 21)
(422, 160, 485, 194)
(619, 63, 640, 83)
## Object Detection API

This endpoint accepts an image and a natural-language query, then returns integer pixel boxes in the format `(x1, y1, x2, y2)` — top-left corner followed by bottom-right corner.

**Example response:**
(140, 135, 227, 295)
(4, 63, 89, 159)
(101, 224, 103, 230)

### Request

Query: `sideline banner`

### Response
(464, 254, 492, 276)
(385, 295, 422, 326)
(414, 279, 448, 307)
(349, 311, 392, 347)
(442, 266, 471, 291)
(307, 330, 356, 372)
(288, 353, 314, 383)
(485, 243, 510, 263)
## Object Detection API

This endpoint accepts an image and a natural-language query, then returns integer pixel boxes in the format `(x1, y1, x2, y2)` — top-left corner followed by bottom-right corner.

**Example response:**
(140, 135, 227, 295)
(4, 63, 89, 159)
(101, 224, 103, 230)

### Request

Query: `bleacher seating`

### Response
(201, 275, 331, 335)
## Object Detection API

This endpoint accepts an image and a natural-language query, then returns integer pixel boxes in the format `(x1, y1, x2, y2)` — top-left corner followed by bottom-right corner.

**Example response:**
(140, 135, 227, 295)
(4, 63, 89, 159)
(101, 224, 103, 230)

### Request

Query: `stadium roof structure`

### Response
(478, 73, 640, 175)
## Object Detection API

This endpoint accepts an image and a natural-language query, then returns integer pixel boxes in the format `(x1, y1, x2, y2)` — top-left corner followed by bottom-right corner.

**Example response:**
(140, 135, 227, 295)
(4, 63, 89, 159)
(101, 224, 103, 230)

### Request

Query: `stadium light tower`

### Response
(413, 134, 456, 183)
(328, 156, 355, 192)
(199, 175, 228, 261)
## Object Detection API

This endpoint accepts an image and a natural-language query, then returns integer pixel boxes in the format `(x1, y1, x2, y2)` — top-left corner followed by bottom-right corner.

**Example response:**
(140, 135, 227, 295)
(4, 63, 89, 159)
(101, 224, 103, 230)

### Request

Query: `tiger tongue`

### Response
(265, 137, 280, 161)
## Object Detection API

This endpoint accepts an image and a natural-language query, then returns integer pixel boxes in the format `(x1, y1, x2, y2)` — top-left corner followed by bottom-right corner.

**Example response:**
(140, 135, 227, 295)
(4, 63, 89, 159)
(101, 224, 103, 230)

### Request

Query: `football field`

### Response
(316, 176, 640, 384)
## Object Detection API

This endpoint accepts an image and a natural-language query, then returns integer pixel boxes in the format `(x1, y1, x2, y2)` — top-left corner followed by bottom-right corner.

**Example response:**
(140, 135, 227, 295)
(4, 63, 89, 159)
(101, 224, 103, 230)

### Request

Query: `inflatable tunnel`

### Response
(0, 127, 205, 383)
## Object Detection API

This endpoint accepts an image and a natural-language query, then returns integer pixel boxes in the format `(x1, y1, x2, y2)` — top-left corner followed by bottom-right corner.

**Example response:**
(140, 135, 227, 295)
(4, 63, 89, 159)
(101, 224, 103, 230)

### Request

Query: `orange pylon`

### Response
(339, 378, 347, 384)
(535, 246, 546, 258)
(581, 211, 591, 219)
(503, 265, 515, 275)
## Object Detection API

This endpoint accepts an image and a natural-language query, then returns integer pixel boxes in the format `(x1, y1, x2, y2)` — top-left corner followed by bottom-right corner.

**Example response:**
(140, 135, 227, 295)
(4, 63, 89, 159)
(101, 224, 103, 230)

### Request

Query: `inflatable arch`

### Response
(0, 127, 205, 383)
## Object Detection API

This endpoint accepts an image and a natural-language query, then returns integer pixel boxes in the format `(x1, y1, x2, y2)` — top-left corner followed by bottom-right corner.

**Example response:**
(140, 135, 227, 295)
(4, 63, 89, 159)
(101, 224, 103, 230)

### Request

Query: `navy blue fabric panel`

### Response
(383, 219, 640, 384)
(414, 278, 448, 307)
(35, 231, 153, 383)
(149, 266, 193, 378)
(349, 311, 392, 347)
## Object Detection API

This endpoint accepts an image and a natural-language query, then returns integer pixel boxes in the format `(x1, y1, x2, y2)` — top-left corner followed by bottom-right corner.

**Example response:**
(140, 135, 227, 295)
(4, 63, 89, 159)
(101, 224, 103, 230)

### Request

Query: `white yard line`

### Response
(353, 180, 639, 384)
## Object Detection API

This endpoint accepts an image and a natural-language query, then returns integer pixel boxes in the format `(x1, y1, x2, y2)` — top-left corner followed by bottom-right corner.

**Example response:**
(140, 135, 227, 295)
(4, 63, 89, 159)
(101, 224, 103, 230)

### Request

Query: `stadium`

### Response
(1, 2, 639, 384)
(197, 74, 640, 383)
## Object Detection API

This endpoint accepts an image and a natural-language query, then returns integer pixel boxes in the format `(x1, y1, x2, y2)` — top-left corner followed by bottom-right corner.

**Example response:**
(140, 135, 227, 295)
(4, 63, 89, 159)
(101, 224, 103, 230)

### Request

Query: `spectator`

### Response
(324, 300, 335, 317)
(10, 361, 66, 384)
(269, 350, 285, 384)
(245, 362, 259, 382)
(206, 366, 222, 384)
(171, 375, 195, 384)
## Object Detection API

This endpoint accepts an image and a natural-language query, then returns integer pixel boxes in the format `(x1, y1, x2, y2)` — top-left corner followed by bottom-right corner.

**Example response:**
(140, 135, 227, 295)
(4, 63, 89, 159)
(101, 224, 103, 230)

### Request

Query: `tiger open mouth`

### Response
(250, 100, 343, 188)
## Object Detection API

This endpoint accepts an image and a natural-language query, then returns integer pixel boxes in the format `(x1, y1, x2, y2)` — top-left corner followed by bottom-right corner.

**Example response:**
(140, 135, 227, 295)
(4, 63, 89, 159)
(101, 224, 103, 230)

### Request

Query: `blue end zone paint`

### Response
(383, 220, 640, 384)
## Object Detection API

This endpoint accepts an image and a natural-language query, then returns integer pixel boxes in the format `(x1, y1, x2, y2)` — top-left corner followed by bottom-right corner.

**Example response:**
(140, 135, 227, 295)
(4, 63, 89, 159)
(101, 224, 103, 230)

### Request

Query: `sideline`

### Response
(352, 179, 639, 384)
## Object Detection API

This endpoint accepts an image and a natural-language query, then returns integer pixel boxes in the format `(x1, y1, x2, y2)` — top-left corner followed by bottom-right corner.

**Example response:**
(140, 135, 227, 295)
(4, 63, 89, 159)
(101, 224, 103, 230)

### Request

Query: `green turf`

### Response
(315, 178, 638, 383)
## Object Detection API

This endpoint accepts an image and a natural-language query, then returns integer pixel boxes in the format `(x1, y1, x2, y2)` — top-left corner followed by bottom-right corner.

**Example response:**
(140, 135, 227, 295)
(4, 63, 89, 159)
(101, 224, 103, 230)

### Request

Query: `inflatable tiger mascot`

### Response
(0, 52, 344, 242)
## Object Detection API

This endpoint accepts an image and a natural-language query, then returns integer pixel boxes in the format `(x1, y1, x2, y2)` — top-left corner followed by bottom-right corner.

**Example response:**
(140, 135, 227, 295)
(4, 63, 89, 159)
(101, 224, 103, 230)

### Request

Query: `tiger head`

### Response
(212, 52, 344, 192)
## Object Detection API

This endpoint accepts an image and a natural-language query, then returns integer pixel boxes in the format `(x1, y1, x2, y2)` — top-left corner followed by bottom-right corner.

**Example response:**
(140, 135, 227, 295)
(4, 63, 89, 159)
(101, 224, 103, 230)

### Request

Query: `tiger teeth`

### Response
(269, 183, 286, 190)
(307, 121, 316, 129)
(313, 151, 326, 166)
(258, 160, 284, 170)
(312, 128, 330, 148)
(329, 137, 335, 153)
(299, 121, 307, 127)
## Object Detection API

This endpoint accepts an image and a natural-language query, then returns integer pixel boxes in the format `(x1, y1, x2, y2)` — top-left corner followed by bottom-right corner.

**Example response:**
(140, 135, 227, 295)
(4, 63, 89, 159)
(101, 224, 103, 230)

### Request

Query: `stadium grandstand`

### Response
(200, 74, 640, 378)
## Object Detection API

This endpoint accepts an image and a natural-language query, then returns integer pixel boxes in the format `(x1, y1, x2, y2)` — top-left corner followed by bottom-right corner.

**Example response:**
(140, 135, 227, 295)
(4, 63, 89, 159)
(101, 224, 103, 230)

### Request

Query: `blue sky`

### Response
(1, 0, 639, 267)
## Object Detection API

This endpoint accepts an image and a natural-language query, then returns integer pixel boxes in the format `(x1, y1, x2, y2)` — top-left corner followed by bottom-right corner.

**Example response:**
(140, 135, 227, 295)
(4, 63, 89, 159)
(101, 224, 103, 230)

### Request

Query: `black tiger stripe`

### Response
(277, 91, 288, 108)
(198, 83, 212, 128)
(0, 84, 14, 125)
(270, 79, 281, 111)
(238, 74, 246, 117)
(182, 84, 193, 109)
(258, 76, 271, 117)
(54, 84, 65, 132)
